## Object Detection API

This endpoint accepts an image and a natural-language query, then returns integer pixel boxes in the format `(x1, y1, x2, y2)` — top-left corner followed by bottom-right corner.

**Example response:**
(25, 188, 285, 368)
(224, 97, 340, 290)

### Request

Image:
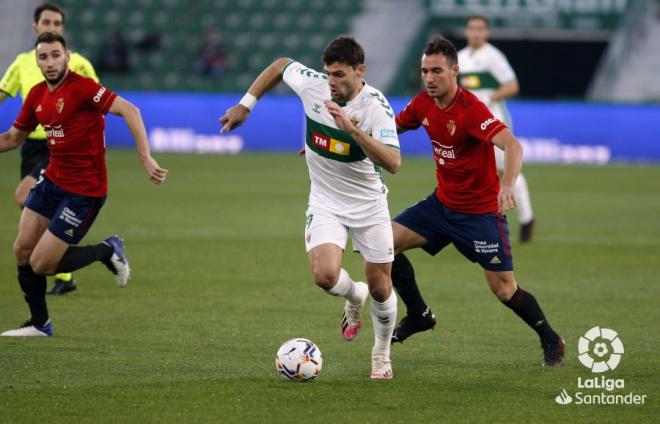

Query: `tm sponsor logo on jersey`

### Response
(553, 327, 648, 407)
(312, 132, 350, 156)
(431, 140, 455, 165)
(93, 87, 107, 103)
(480, 117, 498, 131)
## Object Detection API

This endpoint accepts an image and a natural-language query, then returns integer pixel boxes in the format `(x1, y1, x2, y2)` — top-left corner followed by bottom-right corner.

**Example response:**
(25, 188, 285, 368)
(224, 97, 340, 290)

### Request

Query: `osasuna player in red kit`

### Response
(390, 36, 564, 366)
(0, 32, 167, 337)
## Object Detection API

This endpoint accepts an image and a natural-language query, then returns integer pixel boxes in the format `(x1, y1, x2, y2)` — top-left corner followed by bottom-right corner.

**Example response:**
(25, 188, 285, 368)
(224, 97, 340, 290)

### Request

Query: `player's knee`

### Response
(14, 188, 27, 209)
(29, 255, 55, 276)
(13, 241, 32, 265)
(368, 283, 391, 303)
(312, 269, 339, 290)
(490, 279, 517, 301)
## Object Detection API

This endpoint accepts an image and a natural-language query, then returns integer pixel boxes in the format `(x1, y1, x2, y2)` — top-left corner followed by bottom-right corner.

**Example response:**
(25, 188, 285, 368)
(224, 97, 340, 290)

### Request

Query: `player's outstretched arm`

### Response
(219, 57, 293, 133)
(0, 127, 28, 153)
(108, 96, 168, 185)
(324, 100, 401, 174)
(492, 128, 523, 213)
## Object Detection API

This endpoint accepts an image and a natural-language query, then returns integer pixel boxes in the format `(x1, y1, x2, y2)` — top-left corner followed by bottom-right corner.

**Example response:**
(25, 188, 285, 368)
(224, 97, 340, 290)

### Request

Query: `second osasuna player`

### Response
(0, 2, 101, 295)
(458, 15, 536, 242)
(0, 32, 168, 337)
(390, 36, 564, 367)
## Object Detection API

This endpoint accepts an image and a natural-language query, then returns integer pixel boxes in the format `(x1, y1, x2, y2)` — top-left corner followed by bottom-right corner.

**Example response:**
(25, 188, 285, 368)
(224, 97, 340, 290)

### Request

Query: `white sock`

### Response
(327, 268, 361, 304)
(371, 290, 397, 358)
(514, 173, 534, 224)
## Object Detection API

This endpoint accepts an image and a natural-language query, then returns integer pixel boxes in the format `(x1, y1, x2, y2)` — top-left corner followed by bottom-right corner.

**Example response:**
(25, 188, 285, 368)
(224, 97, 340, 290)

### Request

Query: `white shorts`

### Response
(304, 205, 394, 264)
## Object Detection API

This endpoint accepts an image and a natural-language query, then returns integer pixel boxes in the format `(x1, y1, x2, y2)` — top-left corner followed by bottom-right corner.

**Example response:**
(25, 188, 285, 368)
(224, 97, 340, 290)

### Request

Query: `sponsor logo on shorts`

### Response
(489, 256, 501, 264)
(311, 132, 350, 156)
(59, 207, 82, 228)
(473, 240, 499, 254)
(93, 87, 107, 103)
(64, 228, 74, 237)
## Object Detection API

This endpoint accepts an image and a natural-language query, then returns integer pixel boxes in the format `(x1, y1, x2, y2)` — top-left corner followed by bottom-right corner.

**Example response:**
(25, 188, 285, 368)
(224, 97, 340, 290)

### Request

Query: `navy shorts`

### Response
(24, 175, 106, 244)
(394, 193, 513, 271)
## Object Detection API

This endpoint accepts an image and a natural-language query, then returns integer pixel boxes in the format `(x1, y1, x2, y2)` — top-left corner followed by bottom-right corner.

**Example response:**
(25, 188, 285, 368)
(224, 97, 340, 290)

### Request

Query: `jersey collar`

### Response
(435, 87, 462, 112)
(47, 69, 71, 94)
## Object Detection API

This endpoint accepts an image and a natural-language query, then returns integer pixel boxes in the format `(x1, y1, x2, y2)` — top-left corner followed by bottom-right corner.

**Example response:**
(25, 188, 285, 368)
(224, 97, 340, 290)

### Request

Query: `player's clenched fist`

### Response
(142, 156, 168, 185)
(219, 104, 250, 133)
(497, 185, 516, 213)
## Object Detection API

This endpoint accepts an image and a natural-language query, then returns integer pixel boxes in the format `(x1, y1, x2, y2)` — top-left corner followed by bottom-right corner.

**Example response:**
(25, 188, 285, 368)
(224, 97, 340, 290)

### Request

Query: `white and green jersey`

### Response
(458, 43, 516, 126)
(282, 60, 399, 219)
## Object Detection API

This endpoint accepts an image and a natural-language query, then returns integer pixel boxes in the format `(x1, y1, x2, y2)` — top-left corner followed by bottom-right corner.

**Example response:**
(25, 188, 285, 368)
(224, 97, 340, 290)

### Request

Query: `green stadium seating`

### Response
(60, 0, 363, 91)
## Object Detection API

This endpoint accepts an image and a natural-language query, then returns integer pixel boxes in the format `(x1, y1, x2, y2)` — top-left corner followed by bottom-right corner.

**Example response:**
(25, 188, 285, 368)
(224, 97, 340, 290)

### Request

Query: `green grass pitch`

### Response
(0, 151, 658, 423)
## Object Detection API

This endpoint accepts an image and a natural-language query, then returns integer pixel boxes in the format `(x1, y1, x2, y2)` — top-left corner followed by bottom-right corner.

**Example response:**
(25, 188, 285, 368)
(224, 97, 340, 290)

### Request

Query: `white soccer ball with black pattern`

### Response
(275, 338, 323, 382)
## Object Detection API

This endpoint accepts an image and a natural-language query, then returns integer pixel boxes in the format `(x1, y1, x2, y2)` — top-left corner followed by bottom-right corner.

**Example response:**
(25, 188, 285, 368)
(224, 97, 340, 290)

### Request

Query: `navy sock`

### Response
(391, 253, 430, 318)
(17, 265, 49, 326)
(503, 287, 558, 344)
(55, 243, 113, 274)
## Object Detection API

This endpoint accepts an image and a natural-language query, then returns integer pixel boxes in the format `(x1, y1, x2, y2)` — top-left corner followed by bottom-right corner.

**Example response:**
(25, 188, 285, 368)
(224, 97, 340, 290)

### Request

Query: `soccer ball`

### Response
(275, 338, 323, 382)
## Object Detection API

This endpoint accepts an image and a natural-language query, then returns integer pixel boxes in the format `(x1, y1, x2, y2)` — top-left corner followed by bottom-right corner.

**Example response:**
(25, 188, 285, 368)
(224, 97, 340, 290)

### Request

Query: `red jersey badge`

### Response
(447, 120, 456, 136)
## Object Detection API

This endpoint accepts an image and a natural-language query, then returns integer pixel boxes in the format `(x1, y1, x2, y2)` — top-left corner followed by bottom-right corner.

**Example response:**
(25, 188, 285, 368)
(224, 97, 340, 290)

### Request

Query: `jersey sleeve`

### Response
(395, 95, 422, 131)
(368, 92, 399, 149)
(71, 53, 99, 82)
(80, 78, 117, 113)
(0, 55, 21, 97)
(13, 88, 39, 133)
(490, 49, 516, 84)
(282, 60, 326, 96)
(467, 100, 507, 144)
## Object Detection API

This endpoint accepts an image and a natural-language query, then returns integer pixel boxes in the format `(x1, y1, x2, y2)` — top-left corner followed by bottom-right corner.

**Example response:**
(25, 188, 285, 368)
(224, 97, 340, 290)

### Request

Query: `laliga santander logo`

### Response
(578, 326, 624, 373)
(554, 327, 646, 406)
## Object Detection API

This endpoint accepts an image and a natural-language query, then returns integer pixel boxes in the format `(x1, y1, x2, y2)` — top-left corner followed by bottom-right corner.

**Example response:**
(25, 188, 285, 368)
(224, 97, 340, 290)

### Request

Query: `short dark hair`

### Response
(465, 15, 490, 28)
(423, 36, 458, 66)
(321, 36, 365, 68)
(34, 3, 66, 24)
(35, 31, 67, 50)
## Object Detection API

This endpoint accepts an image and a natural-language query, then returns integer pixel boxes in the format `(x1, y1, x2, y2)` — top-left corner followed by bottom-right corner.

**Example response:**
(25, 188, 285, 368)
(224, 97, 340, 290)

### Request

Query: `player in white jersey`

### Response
(219, 36, 401, 379)
(458, 15, 536, 242)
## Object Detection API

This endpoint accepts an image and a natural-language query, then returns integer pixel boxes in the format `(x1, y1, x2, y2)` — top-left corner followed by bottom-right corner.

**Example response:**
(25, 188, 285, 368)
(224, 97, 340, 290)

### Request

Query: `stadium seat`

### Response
(63, 0, 363, 91)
